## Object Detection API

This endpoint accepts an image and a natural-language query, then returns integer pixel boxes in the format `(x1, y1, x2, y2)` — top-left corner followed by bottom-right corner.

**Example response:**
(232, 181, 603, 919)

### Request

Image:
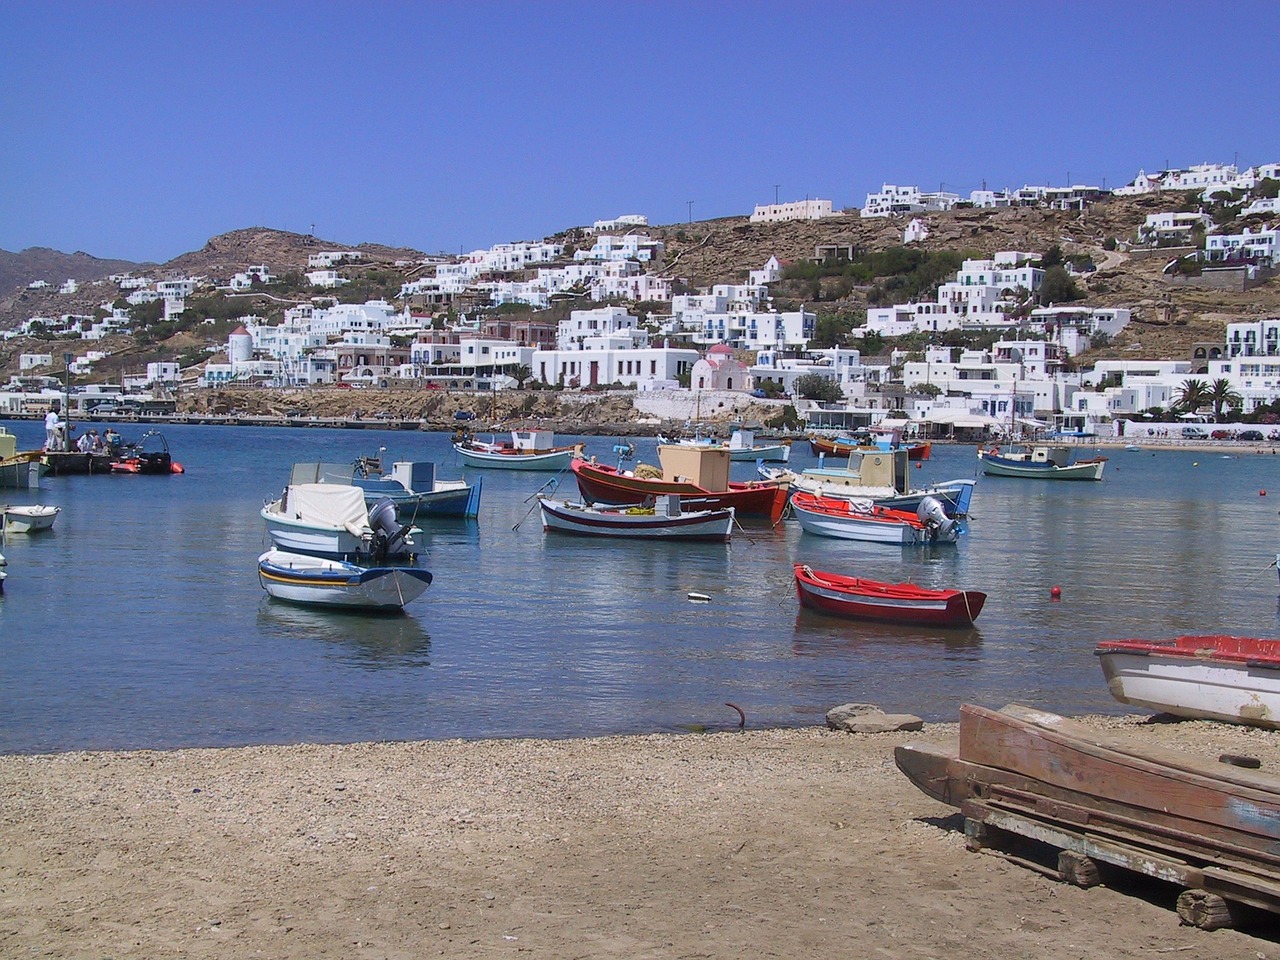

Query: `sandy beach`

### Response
(2, 714, 1278, 959)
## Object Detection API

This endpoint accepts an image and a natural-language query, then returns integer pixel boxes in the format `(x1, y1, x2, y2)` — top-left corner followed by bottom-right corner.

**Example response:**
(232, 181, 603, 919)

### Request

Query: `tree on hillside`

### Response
(811, 313, 853, 349)
(1037, 266, 1082, 305)
(793, 373, 844, 403)
(1207, 378, 1244, 421)
(1175, 378, 1210, 414)
(1040, 245, 1064, 268)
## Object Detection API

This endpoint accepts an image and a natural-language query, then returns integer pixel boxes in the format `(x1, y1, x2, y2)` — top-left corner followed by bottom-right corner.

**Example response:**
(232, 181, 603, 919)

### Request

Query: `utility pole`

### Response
(774, 184, 780, 205)
(686, 200, 694, 224)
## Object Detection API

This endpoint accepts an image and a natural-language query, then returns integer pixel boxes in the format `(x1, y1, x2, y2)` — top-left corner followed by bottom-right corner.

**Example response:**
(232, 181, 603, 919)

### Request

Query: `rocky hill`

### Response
(160, 227, 425, 280)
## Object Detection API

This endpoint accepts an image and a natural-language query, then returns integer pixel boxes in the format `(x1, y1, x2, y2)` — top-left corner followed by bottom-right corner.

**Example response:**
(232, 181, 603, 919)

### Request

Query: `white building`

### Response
(591, 214, 648, 232)
(1138, 211, 1212, 245)
(59, 279, 78, 294)
(529, 305, 698, 388)
(1225, 316, 1280, 359)
(156, 278, 198, 299)
(903, 218, 930, 244)
(690, 343, 748, 391)
(1205, 226, 1279, 265)
(862, 184, 960, 218)
(749, 199, 836, 223)
(690, 307, 814, 351)
(19, 353, 53, 371)
(574, 234, 663, 262)
(749, 256, 783, 286)
(306, 269, 348, 288)
(307, 251, 364, 268)
(1115, 162, 1241, 196)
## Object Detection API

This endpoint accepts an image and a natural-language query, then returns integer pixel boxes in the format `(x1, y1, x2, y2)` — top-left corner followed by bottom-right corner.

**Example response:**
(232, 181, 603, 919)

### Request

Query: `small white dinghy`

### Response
(2, 504, 60, 534)
(257, 548, 432, 611)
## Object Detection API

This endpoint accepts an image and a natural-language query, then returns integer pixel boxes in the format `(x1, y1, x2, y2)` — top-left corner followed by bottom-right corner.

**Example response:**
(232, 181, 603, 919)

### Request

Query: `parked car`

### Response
(1210, 429, 1231, 440)
(1182, 426, 1208, 439)
(1238, 429, 1264, 442)
(453, 410, 475, 421)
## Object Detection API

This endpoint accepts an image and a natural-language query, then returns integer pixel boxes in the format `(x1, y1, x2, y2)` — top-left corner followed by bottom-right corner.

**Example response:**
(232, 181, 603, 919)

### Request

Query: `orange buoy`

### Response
(1050, 585, 1062, 600)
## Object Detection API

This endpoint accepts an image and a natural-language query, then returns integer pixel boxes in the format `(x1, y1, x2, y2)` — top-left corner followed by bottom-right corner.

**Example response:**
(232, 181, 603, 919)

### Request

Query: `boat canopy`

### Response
(283, 483, 370, 536)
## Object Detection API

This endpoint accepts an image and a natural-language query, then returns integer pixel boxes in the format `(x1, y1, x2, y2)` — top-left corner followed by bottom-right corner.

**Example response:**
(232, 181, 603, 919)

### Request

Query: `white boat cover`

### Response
(282, 483, 370, 536)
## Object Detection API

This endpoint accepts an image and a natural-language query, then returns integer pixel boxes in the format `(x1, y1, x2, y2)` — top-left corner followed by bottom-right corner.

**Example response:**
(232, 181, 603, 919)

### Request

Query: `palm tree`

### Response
(510, 364, 533, 389)
(1207, 378, 1244, 421)
(1175, 378, 1210, 415)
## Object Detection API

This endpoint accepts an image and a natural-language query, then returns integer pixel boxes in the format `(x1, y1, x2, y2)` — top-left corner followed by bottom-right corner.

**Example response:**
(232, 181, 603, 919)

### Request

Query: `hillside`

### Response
(2, 197, 1278, 372)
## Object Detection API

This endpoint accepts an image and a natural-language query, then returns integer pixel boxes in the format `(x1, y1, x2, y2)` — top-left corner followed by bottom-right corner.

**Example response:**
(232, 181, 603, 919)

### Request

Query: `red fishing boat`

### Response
(571, 444, 789, 520)
(794, 564, 985, 627)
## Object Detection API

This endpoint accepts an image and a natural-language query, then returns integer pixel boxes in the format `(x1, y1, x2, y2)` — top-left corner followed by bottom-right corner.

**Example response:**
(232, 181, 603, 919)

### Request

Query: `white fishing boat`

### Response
(726, 428, 790, 463)
(261, 483, 419, 561)
(1095, 635, 1280, 729)
(763, 446, 975, 517)
(297, 459, 481, 519)
(2, 504, 60, 534)
(789, 491, 960, 545)
(0, 428, 42, 490)
(454, 429, 584, 470)
(539, 495, 734, 541)
(257, 549, 432, 610)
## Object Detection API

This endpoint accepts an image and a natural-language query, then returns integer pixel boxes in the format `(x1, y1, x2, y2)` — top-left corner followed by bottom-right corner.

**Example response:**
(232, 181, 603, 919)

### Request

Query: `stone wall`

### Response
(632, 389, 787, 424)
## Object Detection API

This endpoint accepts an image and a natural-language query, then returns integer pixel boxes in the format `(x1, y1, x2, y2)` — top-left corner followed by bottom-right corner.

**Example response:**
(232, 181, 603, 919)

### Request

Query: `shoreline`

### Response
(2, 716, 1278, 958)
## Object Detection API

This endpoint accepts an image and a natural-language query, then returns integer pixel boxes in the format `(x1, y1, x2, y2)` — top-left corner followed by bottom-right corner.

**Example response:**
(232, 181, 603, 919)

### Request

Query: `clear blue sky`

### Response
(2, 1, 1276, 264)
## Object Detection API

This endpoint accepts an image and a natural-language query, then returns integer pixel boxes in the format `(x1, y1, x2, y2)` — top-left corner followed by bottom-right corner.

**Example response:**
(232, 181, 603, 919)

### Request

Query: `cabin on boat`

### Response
(656, 443, 730, 491)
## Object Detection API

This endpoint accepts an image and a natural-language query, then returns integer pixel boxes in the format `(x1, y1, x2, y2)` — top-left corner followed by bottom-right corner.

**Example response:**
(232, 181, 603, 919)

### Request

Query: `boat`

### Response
(1, 504, 60, 534)
(109, 430, 185, 474)
(261, 483, 420, 562)
(789, 491, 960, 545)
(570, 443, 790, 520)
(809, 430, 931, 461)
(298, 458, 481, 520)
(895, 703, 1280, 928)
(761, 446, 975, 517)
(661, 428, 791, 463)
(257, 548, 432, 610)
(1095, 635, 1280, 729)
(540, 495, 734, 541)
(1, 428, 43, 489)
(794, 564, 986, 627)
(454, 429, 584, 470)
(977, 444, 1105, 480)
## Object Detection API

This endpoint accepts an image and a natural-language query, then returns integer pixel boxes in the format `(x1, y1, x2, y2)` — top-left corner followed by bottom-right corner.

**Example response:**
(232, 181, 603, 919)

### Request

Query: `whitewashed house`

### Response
(749, 199, 835, 223)
(19, 354, 53, 371)
(749, 256, 783, 285)
(306, 269, 348, 288)
(591, 214, 648, 232)
(1205, 226, 1278, 265)
(308, 251, 364, 268)
(574, 234, 663, 262)
(1138, 212, 1212, 245)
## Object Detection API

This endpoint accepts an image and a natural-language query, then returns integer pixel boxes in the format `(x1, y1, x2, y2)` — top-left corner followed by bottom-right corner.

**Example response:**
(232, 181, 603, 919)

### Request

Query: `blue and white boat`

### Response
(977, 444, 1106, 481)
(348, 458, 481, 519)
(257, 548, 432, 610)
(261, 482, 419, 562)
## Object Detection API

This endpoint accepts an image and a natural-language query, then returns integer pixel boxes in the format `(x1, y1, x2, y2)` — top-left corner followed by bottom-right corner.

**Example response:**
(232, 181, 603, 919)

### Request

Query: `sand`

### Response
(2, 715, 1278, 960)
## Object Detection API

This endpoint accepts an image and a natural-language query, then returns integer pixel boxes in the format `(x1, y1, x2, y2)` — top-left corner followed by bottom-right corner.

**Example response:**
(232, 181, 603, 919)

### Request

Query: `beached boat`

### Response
(298, 458, 481, 519)
(454, 429, 584, 470)
(977, 444, 1105, 480)
(761, 446, 975, 517)
(261, 483, 419, 562)
(1095, 635, 1280, 729)
(571, 444, 789, 519)
(895, 703, 1280, 928)
(789, 491, 960, 545)
(1, 504, 60, 534)
(794, 563, 985, 626)
(257, 548, 432, 610)
(540, 495, 734, 541)
(0, 428, 43, 490)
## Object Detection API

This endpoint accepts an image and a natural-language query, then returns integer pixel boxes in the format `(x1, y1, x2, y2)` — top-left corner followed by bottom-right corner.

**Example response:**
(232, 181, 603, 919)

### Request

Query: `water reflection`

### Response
(791, 608, 984, 656)
(256, 600, 432, 667)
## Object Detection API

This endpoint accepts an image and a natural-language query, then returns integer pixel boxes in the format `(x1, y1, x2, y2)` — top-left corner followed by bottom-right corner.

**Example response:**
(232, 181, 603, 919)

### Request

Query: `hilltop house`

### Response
(749, 199, 836, 223)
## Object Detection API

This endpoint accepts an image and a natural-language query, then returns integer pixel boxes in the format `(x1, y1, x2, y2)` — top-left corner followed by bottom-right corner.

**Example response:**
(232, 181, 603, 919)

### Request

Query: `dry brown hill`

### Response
(160, 227, 425, 280)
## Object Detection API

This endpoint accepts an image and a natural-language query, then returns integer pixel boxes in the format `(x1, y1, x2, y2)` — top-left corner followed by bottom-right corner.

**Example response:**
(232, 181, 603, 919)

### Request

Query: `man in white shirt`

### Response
(44, 404, 62, 451)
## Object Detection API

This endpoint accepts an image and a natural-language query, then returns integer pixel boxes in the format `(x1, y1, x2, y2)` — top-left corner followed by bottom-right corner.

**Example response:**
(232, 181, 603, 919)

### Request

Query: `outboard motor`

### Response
(916, 496, 958, 543)
(367, 497, 413, 559)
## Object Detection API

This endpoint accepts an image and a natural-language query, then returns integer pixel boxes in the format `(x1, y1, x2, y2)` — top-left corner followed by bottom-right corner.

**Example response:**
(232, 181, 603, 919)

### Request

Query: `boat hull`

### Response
(0, 454, 43, 490)
(768, 468, 976, 518)
(540, 499, 733, 541)
(795, 564, 985, 626)
(2, 505, 60, 533)
(260, 505, 418, 562)
(728, 443, 790, 463)
(571, 459, 788, 518)
(790, 493, 957, 545)
(1096, 635, 1280, 729)
(977, 450, 1105, 480)
(454, 443, 579, 471)
(257, 550, 432, 610)
(356, 479, 482, 519)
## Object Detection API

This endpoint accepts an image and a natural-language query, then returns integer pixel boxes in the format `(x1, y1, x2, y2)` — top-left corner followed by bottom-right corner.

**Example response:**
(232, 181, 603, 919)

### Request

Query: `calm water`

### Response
(2, 418, 1278, 754)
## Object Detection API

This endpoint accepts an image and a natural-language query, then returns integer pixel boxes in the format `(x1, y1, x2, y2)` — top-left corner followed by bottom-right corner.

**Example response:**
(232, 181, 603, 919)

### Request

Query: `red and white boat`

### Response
(1095, 635, 1280, 729)
(794, 563, 985, 627)
(571, 443, 788, 520)
(789, 490, 960, 545)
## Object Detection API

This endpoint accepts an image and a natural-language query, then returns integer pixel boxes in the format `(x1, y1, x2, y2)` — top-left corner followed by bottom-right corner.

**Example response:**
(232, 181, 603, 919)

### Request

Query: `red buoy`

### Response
(1050, 585, 1062, 600)
(1261, 490, 1267, 496)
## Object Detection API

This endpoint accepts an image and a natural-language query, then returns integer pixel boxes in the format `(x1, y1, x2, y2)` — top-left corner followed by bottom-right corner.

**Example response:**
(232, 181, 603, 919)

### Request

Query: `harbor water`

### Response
(2, 419, 1278, 754)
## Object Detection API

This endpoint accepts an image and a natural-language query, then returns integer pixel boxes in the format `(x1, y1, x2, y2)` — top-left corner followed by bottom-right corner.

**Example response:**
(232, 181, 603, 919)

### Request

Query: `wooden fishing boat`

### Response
(1, 428, 44, 490)
(454, 429, 584, 470)
(257, 549, 432, 610)
(571, 444, 789, 520)
(809, 432, 931, 460)
(540, 495, 734, 541)
(1095, 635, 1280, 729)
(1, 504, 60, 534)
(895, 703, 1280, 928)
(977, 444, 1105, 480)
(663, 428, 790, 463)
(261, 483, 419, 562)
(789, 491, 960, 545)
(794, 563, 985, 627)
(300, 458, 482, 519)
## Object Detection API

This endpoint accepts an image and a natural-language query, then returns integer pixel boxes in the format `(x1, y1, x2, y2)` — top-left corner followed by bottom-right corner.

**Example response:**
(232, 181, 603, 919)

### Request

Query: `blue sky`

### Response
(2, 1, 1277, 264)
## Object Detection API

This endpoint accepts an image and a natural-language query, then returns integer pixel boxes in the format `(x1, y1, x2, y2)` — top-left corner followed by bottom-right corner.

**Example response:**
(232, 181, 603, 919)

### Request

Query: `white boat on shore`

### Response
(257, 549, 432, 610)
(2, 504, 60, 534)
(1095, 635, 1280, 729)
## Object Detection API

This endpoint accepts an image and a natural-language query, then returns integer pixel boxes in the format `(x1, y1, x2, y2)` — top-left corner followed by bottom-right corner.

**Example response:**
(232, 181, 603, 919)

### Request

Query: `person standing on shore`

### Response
(44, 402, 62, 451)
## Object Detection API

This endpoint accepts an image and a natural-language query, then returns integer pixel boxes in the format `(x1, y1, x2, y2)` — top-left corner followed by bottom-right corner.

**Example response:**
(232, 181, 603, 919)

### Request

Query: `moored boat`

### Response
(794, 563, 985, 626)
(109, 430, 185, 474)
(454, 429, 583, 470)
(300, 458, 481, 520)
(809, 431, 931, 460)
(257, 548, 432, 610)
(540, 495, 734, 541)
(261, 483, 419, 562)
(977, 444, 1105, 480)
(1095, 635, 1280, 729)
(789, 491, 960, 545)
(571, 443, 789, 519)
(1, 504, 60, 534)
(1, 428, 43, 490)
